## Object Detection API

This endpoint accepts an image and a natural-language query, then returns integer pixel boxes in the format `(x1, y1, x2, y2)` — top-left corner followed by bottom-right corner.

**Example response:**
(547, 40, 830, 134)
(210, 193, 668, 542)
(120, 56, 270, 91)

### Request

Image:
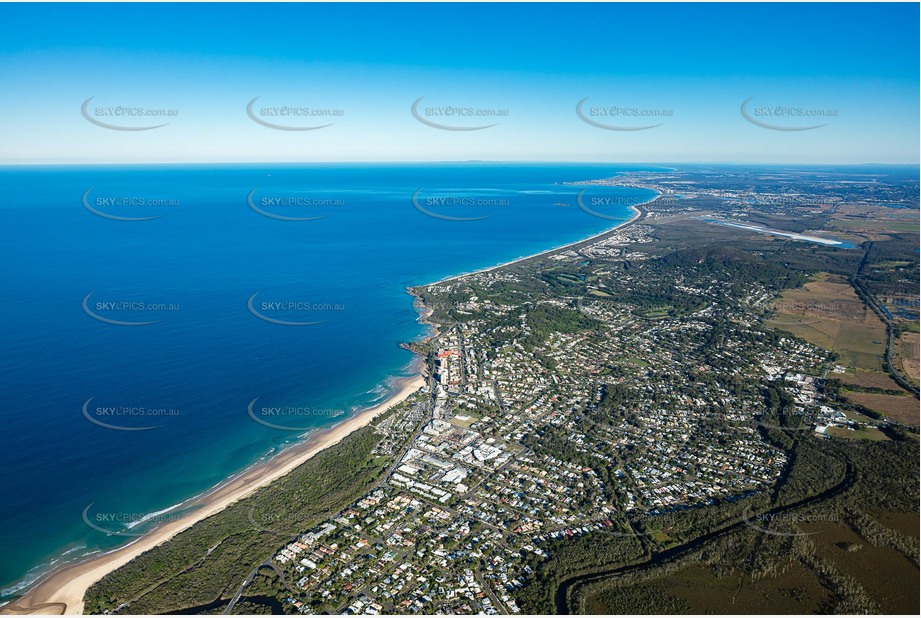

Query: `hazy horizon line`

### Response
(1, 160, 918, 168)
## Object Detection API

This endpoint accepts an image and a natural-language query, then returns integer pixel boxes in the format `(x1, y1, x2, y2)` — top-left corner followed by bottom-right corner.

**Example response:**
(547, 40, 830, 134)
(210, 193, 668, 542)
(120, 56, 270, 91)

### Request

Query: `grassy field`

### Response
(766, 273, 886, 371)
(638, 307, 671, 319)
(894, 332, 920, 386)
(835, 370, 902, 391)
(826, 218, 919, 234)
(825, 205, 920, 238)
(448, 412, 479, 428)
(826, 426, 889, 441)
(843, 391, 919, 425)
(841, 408, 884, 424)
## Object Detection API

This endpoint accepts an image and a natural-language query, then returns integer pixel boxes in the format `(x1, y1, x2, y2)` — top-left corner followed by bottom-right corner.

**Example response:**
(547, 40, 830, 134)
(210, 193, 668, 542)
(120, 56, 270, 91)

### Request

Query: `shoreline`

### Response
(426, 195, 654, 287)
(0, 374, 425, 616)
(3, 183, 657, 616)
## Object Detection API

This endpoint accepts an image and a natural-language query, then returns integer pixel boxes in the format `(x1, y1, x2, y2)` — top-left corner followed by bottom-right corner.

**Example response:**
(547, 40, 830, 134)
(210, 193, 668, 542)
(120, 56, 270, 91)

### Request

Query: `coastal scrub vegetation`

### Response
(84, 403, 416, 614)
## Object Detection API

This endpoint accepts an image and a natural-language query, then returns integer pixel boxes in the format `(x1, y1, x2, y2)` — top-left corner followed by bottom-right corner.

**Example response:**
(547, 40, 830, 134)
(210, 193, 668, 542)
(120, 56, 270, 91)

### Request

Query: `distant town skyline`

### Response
(0, 2, 918, 164)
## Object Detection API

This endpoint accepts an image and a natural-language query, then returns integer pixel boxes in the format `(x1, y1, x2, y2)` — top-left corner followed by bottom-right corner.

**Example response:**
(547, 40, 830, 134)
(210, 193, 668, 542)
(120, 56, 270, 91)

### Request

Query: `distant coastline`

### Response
(427, 194, 656, 287)
(1, 179, 658, 616)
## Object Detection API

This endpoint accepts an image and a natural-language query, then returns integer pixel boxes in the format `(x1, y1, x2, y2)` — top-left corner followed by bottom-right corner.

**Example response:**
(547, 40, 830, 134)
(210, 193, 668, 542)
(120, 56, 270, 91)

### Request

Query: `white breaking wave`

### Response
(123, 502, 185, 530)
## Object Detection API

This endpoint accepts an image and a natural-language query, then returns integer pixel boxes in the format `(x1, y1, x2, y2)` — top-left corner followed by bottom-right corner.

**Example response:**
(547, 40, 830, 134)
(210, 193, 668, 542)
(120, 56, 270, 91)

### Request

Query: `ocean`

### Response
(0, 163, 657, 598)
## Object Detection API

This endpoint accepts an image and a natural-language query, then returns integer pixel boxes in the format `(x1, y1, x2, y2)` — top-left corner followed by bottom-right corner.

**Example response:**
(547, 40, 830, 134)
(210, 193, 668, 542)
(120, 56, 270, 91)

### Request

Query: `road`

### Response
(852, 242, 919, 399)
(223, 396, 434, 615)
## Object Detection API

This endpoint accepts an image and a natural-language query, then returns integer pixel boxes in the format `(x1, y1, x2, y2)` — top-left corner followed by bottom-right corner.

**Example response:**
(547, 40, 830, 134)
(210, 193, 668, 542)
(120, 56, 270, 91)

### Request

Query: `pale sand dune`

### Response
(1, 376, 425, 616)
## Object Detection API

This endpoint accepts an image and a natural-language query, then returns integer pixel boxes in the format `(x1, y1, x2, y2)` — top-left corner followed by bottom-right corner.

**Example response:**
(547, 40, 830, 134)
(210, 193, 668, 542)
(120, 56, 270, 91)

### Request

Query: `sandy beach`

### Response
(430, 196, 652, 286)
(2, 188, 655, 617)
(0, 374, 424, 616)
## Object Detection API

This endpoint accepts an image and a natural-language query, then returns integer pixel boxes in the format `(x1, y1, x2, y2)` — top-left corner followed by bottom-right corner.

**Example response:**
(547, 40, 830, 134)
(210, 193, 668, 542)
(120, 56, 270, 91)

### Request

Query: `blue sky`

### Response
(0, 2, 917, 164)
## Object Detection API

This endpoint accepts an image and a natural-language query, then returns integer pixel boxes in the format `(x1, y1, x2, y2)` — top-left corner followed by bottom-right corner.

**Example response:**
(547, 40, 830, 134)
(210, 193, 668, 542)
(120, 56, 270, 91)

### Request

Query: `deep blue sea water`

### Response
(0, 163, 657, 598)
